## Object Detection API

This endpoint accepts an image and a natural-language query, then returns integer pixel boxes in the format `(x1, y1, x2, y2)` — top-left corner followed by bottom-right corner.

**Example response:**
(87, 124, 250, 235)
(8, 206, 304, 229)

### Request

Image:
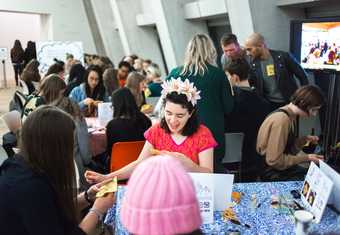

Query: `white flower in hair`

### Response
(161, 77, 201, 106)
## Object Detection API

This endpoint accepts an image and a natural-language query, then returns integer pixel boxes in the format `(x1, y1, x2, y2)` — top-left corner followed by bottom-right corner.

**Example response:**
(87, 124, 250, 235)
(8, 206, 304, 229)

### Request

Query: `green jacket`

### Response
(166, 64, 234, 163)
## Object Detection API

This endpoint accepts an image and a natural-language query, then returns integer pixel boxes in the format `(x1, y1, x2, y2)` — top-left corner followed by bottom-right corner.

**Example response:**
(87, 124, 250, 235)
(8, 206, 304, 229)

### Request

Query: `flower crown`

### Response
(161, 78, 201, 106)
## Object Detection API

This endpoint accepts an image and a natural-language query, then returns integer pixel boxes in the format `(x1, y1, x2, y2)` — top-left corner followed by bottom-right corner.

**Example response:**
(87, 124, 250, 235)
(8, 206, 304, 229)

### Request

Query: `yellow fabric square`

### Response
(266, 64, 275, 77)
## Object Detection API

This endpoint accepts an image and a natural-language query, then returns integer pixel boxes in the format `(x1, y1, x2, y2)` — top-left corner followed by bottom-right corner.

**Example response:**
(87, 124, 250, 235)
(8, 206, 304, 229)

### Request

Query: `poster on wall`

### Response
(36, 41, 84, 74)
(0, 47, 7, 60)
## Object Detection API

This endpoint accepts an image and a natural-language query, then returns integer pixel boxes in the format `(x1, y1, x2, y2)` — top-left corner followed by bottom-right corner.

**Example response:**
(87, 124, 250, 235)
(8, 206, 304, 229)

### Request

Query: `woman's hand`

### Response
(83, 98, 94, 106)
(85, 170, 107, 184)
(86, 184, 101, 201)
(92, 193, 116, 214)
(305, 135, 319, 145)
(308, 154, 324, 164)
(161, 151, 196, 171)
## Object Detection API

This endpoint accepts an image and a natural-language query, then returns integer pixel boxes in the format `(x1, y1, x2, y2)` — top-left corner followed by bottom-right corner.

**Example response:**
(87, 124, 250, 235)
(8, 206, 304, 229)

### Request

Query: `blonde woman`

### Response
(166, 33, 234, 173)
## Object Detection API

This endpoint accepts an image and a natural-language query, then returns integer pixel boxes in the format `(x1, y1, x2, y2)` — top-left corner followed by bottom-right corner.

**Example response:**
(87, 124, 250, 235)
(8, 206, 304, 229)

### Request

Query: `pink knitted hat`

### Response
(120, 156, 202, 235)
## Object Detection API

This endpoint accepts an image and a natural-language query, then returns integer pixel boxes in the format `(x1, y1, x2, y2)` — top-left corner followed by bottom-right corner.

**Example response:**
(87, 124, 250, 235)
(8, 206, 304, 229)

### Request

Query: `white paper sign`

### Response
(189, 173, 234, 224)
(301, 162, 333, 223)
(97, 102, 113, 127)
(319, 161, 340, 211)
(0, 47, 7, 60)
(36, 41, 84, 73)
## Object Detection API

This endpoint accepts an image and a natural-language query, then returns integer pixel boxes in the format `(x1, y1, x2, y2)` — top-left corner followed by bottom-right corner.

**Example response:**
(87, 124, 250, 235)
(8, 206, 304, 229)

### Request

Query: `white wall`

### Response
(0, 12, 41, 87)
(0, 0, 96, 53)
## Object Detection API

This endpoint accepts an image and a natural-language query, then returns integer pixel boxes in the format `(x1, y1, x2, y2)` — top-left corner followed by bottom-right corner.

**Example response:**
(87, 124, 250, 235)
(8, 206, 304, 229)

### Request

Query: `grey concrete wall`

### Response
(110, 0, 165, 72)
(248, 0, 305, 51)
(91, 0, 124, 65)
(158, 0, 209, 70)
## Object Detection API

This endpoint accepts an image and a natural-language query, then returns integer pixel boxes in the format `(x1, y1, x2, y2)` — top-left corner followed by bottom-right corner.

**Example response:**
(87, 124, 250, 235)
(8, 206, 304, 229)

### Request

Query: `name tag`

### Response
(266, 64, 275, 77)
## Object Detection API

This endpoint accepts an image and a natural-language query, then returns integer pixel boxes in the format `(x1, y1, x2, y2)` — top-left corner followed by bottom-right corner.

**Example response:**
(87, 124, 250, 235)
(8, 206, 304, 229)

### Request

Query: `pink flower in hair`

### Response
(161, 77, 201, 106)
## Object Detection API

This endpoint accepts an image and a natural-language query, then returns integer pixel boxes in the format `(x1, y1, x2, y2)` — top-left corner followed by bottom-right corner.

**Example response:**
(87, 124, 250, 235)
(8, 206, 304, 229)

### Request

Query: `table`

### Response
(85, 117, 107, 156)
(104, 181, 340, 234)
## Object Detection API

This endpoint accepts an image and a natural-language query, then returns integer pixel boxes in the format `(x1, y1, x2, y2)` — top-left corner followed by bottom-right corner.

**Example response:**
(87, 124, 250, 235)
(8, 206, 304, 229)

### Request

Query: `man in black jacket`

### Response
(245, 33, 309, 111)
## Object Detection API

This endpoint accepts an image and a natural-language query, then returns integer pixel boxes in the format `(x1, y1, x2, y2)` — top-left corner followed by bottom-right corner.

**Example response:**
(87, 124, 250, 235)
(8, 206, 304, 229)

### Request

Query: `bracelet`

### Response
(89, 208, 103, 222)
(84, 189, 93, 204)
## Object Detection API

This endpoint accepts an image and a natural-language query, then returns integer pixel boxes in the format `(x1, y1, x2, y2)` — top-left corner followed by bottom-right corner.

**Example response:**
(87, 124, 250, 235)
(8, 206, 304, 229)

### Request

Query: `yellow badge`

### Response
(96, 177, 118, 198)
(266, 64, 275, 77)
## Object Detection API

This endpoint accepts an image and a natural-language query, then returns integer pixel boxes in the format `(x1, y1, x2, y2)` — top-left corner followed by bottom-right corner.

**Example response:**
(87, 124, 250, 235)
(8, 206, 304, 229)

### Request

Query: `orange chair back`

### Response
(110, 141, 145, 172)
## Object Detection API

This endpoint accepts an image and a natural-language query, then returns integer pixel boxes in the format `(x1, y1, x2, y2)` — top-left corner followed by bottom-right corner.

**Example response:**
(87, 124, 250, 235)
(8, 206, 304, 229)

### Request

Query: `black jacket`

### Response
(0, 156, 86, 235)
(249, 50, 309, 102)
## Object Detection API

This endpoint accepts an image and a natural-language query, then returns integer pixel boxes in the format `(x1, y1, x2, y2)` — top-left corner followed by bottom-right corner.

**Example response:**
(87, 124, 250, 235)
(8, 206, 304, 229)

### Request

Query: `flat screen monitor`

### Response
(290, 18, 340, 71)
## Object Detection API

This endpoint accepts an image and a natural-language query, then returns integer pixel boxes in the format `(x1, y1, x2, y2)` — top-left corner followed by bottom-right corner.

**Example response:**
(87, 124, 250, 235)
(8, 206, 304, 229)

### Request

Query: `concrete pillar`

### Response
(109, 0, 165, 72)
(225, 0, 254, 45)
(82, 0, 106, 55)
(91, 0, 124, 65)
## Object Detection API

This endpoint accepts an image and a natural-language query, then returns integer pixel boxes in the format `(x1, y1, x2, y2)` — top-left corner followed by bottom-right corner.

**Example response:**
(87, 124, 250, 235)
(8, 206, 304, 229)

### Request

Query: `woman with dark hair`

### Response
(20, 59, 41, 95)
(22, 74, 66, 121)
(10, 39, 25, 86)
(0, 106, 114, 234)
(106, 87, 151, 156)
(86, 78, 217, 183)
(45, 62, 65, 80)
(65, 63, 86, 96)
(23, 41, 37, 68)
(166, 34, 234, 173)
(69, 65, 108, 116)
(257, 85, 325, 181)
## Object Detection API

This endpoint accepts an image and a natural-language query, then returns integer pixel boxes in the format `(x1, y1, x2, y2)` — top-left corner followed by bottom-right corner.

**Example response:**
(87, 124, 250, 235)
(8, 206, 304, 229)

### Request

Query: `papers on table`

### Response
(189, 173, 234, 224)
(301, 162, 333, 223)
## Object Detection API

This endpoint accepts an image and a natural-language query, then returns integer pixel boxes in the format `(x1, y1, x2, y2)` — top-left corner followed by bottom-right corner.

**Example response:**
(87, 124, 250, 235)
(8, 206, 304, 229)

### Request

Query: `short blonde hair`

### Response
(147, 63, 161, 78)
(181, 34, 217, 76)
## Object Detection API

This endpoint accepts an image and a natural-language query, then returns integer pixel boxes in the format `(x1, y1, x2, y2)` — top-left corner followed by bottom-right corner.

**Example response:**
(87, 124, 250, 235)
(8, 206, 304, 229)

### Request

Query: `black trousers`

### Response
(12, 64, 23, 86)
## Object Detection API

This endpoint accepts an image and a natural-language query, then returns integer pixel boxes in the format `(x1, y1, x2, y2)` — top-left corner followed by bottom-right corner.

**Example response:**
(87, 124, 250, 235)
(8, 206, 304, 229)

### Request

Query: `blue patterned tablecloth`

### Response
(104, 181, 340, 234)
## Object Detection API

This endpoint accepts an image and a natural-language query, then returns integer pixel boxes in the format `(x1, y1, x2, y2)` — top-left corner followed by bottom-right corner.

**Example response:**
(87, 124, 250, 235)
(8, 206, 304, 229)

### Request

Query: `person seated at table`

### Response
(85, 78, 217, 183)
(106, 87, 151, 160)
(0, 106, 115, 235)
(125, 72, 150, 112)
(257, 85, 325, 181)
(20, 59, 41, 95)
(69, 65, 108, 117)
(22, 74, 66, 121)
(64, 63, 86, 96)
(120, 156, 202, 235)
(45, 61, 65, 80)
(54, 97, 92, 191)
(224, 58, 270, 181)
(145, 63, 163, 97)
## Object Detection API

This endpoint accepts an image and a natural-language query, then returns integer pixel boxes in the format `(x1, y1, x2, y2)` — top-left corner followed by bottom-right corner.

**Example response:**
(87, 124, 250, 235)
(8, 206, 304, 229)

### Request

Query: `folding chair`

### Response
(222, 133, 244, 182)
(110, 141, 145, 172)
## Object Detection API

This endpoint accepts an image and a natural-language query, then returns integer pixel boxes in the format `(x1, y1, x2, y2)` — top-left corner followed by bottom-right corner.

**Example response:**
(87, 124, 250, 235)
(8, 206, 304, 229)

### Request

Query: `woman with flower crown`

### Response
(166, 34, 234, 173)
(85, 78, 217, 183)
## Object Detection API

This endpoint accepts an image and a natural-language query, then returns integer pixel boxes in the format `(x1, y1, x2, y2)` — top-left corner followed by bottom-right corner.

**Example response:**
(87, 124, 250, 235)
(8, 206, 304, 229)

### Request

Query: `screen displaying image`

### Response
(301, 22, 340, 70)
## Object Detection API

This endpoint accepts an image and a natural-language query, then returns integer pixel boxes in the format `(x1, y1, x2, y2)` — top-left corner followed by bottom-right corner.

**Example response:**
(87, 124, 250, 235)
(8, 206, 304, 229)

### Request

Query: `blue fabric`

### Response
(69, 84, 87, 110)
(105, 181, 340, 234)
